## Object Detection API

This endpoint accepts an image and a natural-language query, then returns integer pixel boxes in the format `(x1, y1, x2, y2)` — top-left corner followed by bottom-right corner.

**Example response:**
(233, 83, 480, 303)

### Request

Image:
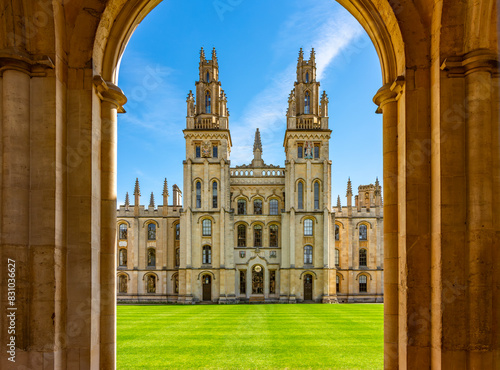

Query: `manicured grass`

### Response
(117, 304, 383, 369)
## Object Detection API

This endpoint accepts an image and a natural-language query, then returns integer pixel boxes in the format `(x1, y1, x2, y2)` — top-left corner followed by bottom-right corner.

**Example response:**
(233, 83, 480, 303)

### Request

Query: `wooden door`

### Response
(202, 275, 211, 301)
(304, 274, 313, 301)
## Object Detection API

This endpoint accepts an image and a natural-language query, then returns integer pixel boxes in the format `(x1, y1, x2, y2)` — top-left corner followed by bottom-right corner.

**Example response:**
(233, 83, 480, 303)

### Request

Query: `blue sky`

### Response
(117, 0, 382, 207)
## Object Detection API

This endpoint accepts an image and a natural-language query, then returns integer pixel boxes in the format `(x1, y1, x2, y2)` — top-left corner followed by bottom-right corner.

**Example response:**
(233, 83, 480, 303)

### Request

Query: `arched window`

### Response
(254, 225, 262, 247)
(359, 224, 367, 240)
(304, 219, 313, 236)
(314, 181, 320, 209)
(304, 91, 310, 114)
(335, 249, 340, 266)
(237, 224, 246, 247)
(269, 199, 279, 215)
(147, 275, 156, 293)
(175, 223, 180, 240)
(335, 224, 340, 240)
(359, 275, 367, 292)
(205, 91, 211, 114)
(269, 225, 278, 247)
(119, 249, 127, 267)
(206, 71, 210, 83)
(147, 223, 156, 240)
(196, 181, 201, 208)
(202, 219, 212, 236)
(304, 245, 313, 264)
(175, 247, 180, 267)
(212, 181, 218, 208)
(119, 224, 127, 240)
(305, 72, 309, 83)
(336, 275, 340, 292)
(147, 248, 156, 267)
(253, 199, 262, 215)
(119, 275, 127, 293)
(237, 199, 246, 215)
(359, 249, 367, 267)
(202, 245, 212, 264)
(298, 182, 304, 209)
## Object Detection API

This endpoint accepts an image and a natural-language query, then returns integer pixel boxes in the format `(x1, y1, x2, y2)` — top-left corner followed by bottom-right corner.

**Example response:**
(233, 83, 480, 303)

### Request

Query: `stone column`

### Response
(464, 52, 497, 368)
(374, 79, 403, 369)
(94, 76, 126, 370)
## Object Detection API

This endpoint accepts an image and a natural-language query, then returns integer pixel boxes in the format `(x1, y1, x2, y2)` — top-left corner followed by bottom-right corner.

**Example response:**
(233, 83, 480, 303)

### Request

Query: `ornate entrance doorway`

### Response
(304, 274, 313, 301)
(202, 275, 212, 301)
(252, 265, 264, 294)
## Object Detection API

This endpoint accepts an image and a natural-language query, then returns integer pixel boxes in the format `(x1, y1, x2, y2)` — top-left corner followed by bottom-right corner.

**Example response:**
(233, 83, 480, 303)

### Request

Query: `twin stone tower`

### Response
(117, 48, 383, 303)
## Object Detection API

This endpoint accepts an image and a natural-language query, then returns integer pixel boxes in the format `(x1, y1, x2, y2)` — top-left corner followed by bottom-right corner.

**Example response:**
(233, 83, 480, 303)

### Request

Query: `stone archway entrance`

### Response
(202, 275, 212, 301)
(0, 0, 497, 369)
(304, 274, 313, 301)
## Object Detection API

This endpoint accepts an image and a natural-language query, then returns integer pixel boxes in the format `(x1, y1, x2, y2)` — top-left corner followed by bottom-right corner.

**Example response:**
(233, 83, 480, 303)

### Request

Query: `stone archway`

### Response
(0, 1, 497, 369)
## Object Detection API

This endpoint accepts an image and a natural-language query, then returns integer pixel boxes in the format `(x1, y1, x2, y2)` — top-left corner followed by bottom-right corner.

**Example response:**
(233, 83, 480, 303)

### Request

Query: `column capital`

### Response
(440, 49, 499, 77)
(0, 50, 54, 76)
(93, 75, 127, 113)
(373, 76, 405, 113)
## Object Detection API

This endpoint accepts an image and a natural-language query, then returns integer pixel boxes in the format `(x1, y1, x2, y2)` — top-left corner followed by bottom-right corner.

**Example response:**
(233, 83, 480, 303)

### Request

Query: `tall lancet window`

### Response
(196, 181, 201, 208)
(212, 181, 218, 208)
(314, 182, 320, 209)
(304, 91, 310, 114)
(305, 72, 309, 83)
(205, 91, 211, 114)
(206, 71, 210, 83)
(298, 182, 304, 209)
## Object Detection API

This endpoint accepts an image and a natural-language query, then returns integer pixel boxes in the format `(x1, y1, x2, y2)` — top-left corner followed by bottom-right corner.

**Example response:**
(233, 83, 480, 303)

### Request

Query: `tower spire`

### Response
(337, 195, 341, 209)
(200, 47, 206, 62)
(253, 128, 262, 152)
(310, 47, 316, 64)
(251, 128, 264, 167)
(298, 47, 304, 63)
(346, 177, 353, 196)
(134, 178, 140, 216)
(125, 192, 130, 210)
(163, 178, 169, 197)
(149, 192, 155, 208)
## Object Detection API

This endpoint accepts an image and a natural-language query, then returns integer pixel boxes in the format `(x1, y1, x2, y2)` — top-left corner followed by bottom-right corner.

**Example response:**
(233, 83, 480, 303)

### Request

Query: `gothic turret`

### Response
(125, 192, 130, 211)
(286, 48, 328, 130)
(134, 178, 140, 216)
(186, 47, 229, 130)
(149, 192, 155, 209)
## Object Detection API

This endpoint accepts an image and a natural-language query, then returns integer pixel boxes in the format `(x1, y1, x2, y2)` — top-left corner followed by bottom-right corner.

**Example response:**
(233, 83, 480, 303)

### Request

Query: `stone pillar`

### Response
(464, 52, 497, 368)
(374, 80, 402, 369)
(94, 76, 126, 370)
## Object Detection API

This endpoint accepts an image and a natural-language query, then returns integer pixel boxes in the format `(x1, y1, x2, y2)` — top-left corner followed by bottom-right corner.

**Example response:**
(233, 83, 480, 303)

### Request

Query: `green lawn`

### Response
(117, 304, 383, 370)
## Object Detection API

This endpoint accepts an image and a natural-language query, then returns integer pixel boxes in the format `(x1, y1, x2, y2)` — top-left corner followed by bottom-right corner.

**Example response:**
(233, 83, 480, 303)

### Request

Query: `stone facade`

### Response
(0, 0, 498, 368)
(115, 49, 384, 304)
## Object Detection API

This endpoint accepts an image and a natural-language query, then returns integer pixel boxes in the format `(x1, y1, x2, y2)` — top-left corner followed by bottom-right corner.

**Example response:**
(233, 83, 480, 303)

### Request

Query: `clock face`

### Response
(254, 265, 262, 272)
(201, 141, 211, 157)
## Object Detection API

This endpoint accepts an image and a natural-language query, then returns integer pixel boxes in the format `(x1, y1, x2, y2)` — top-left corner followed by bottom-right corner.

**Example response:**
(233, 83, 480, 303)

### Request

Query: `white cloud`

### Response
(229, 2, 364, 166)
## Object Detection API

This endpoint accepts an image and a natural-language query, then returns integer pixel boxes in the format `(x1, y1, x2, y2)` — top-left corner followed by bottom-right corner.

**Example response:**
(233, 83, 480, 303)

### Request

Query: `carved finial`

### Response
(253, 128, 262, 152)
(149, 192, 155, 208)
(163, 178, 169, 196)
(346, 177, 353, 196)
(134, 178, 140, 196)
(337, 195, 341, 209)
(212, 47, 218, 64)
(298, 48, 304, 61)
(321, 90, 329, 102)
(375, 177, 380, 187)
(200, 47, 206, 61)
(125, 192, 130, 208)
(310, 48, 316, 62)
